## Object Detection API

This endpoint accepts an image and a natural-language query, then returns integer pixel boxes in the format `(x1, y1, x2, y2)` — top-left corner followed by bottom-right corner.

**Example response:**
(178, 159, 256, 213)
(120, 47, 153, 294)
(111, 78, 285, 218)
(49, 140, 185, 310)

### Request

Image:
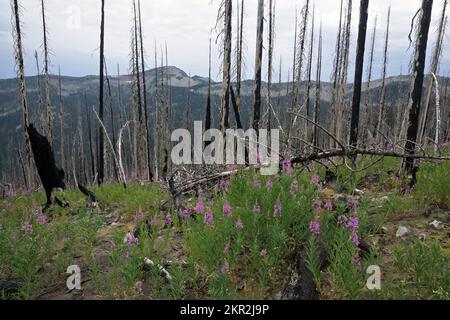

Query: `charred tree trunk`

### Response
(11, 0, 32, 189)
(403, 0, 434, 174)
(349, 0, 369, 154)
(220, 0, 232, 134)
(252, 0, 264, 132)
(375, 5, 391, 144)
(313, 24, 323, 150)
(98, 0, 105, 185)
(40, 0, 52, 147)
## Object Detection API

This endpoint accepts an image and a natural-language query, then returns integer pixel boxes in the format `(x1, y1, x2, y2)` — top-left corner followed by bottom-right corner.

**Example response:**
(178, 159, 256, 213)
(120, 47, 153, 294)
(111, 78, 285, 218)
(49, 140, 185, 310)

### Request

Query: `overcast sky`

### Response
(0, 0, 449, 81)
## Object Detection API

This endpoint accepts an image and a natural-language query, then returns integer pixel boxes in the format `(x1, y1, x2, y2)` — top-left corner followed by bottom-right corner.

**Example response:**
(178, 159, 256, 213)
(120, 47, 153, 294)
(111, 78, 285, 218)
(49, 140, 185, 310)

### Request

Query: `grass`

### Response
(0, 156, 449, 300)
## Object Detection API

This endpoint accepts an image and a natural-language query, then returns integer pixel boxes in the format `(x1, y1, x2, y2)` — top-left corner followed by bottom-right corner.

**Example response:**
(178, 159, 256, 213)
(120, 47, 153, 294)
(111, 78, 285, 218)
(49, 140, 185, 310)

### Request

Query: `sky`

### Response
(0, 0, 449, 82)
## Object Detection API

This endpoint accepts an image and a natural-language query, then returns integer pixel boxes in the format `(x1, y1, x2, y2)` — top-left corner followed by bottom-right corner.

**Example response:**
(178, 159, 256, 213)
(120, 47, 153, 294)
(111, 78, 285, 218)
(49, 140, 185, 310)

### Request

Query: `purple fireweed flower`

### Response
(309, 220, 321, 236)
(197, 187, 204, 197)
(254, 179, 261, 188)
(218, 179, 230, 193)
(290, 180, 299, 196)
(224, 242, 231, 253)
(346, 216, 359, 231)
(179, 209, 192, 219)
(36, 213, 47, 225)
(266, 179, 273, 189)
(351, 256, 361, 266)
(349, 231, 360, 246)
(337, 215, 348, 226)
(230, 164, 238, 172)
(204, 210, 214, 225)
(21, 221, 33, 234)
(235, 219, 244, 229)
(221, 262, 230, 274)
(274, 202, 282, 218)
(311, 175, 320, 186)
(133, 210, 145, 221)
(324, 200, 333, 211)
(282, 159, 293, 175)
(253, 204, 261, 214)
(260, 249, 268, 257)
(347, 196, 359, 211)
(127, 234, 140, 246)
(223, 203, 233, 217)
(164, 214, 173, 226)
(313, 199, 323, 211)
(194, 202, 205, 214)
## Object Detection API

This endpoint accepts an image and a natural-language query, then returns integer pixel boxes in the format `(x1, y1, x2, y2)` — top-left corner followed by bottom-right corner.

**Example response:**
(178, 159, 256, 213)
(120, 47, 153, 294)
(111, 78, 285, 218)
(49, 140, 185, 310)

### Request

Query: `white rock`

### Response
(418, 233, 426, 241)
(428, 220, 443, 230)
(396, 226, 410, 238)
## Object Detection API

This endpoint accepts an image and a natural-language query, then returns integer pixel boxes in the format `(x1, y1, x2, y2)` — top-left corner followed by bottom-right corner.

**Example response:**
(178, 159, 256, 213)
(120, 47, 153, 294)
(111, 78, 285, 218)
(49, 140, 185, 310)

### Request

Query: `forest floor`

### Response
(0, 155, 449, 300)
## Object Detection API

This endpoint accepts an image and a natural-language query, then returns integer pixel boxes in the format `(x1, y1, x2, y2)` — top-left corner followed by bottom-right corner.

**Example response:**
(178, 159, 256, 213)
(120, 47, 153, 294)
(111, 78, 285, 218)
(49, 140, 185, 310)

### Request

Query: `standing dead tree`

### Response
(289, 0, 310, 147)
(349, 0, 369, 158)
(329, 0, 345, 149)
(252, 0, 264, 132)
(336, 0, 353, 145)
(218, 0, 232, 134)
(58, 66, 64, 170)
(418, 0, 448, 146)
(138, 0, 153, 181)
(98, 0, 105, 185)
(313, 23, 323, 150)
(374, 5, 391, 145)
(403, 0, 434, 174)
(361, 16, 377, 146)
(11, 0, 32, 189)
(40, 0, 52, 147)
(235, 0, 245, 116)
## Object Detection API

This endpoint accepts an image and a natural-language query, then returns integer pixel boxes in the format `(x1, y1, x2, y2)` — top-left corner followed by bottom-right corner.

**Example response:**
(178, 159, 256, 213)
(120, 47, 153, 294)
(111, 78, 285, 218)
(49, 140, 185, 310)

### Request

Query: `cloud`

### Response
(0, 0, 448, 81)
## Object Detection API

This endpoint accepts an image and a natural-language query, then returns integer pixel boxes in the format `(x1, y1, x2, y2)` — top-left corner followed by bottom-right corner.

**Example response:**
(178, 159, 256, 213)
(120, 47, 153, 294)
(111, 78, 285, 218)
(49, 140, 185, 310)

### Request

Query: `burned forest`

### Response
(0, 0, 449, 303)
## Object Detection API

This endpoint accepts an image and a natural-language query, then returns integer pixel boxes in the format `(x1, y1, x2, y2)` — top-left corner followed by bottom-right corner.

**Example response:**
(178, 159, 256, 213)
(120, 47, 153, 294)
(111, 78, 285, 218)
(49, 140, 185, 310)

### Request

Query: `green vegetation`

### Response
(0, 157, 449, 300)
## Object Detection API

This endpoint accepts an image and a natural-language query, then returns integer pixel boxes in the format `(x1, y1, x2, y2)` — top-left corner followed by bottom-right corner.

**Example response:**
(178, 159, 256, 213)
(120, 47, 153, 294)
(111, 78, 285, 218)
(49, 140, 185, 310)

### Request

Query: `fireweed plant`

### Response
(182, 165, 374, 299)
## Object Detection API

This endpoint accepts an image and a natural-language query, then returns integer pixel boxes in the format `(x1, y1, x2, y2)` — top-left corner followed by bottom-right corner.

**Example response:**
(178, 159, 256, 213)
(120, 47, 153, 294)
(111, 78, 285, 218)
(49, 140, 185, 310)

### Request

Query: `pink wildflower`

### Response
(179, 209, 192, 219)
(164, 214, 173, 226)
(204, 210, 214, 225)
(260, 249, 268, 257)
(254, 179, 261, 188)
(324, 200, 333, 211)
(221, 262, 230, 274)
(311, 175, 320, 186)
(133, 210, 145, 221)
(235, 219, 244, 229)
(223, 242, 231, 253)
(290, 180, 299, 196)
(127, 234, 140, 246)
(223, 203, 233, 217)
(253, 204, 261, 214)
(309, 220, 321, 236)
(349, 231, 360, 246)
(21, 221, 33, 234)
(194, 202, 205, 214)
(266, 179, 273, 189)
(36, 213, 47, 225)
(282, 159, 293, 175)
(347, 196, 359, 211)
(274, 201, 282, 218)
(337, 215, 348, 226)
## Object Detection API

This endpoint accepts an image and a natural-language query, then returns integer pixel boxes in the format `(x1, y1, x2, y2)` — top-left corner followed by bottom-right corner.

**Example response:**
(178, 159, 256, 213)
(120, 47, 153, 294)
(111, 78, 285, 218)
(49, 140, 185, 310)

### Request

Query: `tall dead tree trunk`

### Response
(418, 0, 447, 146)
(403, 0, 434, 174)
(313, 23, 323, 149)
(336, 0, 353, 145)
(85, 93, 95, 183)
(330, 0, 344, 148)
(11, 0, 32, 189)
(305, 5, 315, 143)
(266, 0, 275, 132)
(205, 38, 212, 148)
(252, 0, 264, 132)
(349, 0, 369, 155)
(375, 5, 391, 144)
(58, 66, 64, 170)
(236, 0, 244, 114)
(98, 0, 105, 185)
(362, 16, 377, 146)
(138, 0, 153, 181)
(220, 0, 232, 133)
(40, 0, 52, 147)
